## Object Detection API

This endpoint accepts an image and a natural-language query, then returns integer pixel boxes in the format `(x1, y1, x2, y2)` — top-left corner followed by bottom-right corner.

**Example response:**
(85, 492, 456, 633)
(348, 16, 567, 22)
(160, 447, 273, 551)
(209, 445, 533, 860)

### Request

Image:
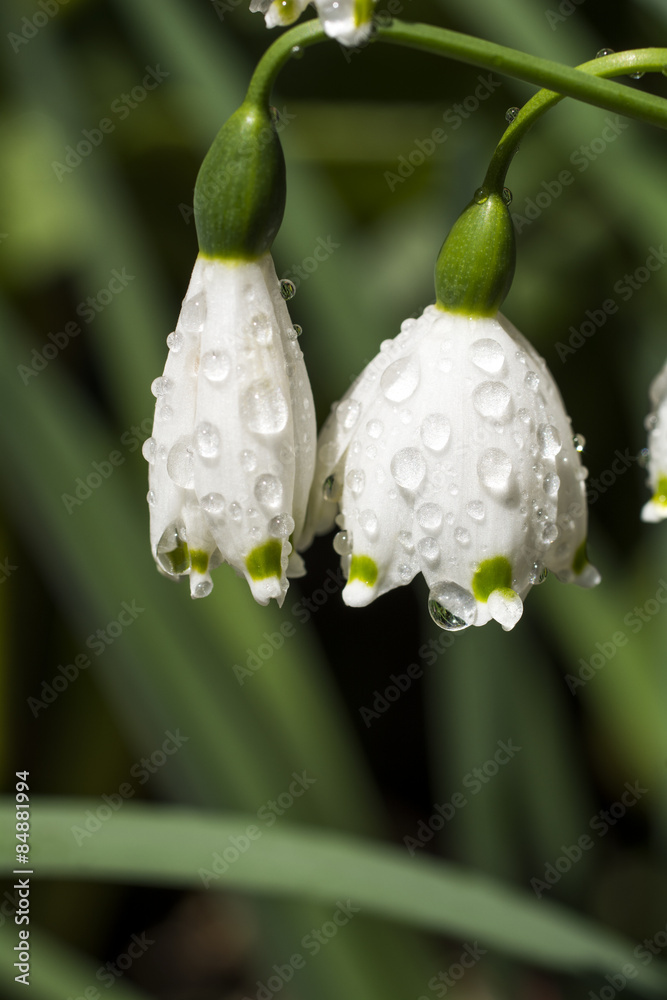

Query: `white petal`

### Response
(642, 360, 667, 523)
(264, 0, 310, 26)
(313, 0, 374, 45)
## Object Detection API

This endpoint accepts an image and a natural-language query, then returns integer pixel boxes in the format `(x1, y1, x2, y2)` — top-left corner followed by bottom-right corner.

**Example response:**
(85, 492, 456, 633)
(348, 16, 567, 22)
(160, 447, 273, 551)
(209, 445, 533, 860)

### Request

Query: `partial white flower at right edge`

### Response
(641, 360, 667, 522)
(301, 187, 600, 631)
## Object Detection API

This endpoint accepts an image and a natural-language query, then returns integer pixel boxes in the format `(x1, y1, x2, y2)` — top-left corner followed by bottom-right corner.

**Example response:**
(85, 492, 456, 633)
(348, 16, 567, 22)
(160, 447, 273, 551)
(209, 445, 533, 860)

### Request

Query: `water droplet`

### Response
(241, 449, 257, 472)
(248, 312, 273, 346)
(455, 527, 470, 547)
(466, 500, 485, 521)
(417, 536, 440, 564)
(367, 419, 384, 439)
(243, 380, 289, 434)
(254, 473, 283, 509)
(346, 468, 366, 496)
(381, 356, 420, 402)
(337, 399, 361, 430)
(420, 413, 450, 451)
(201, 350, 231, 382)
(151, 376, 172, 397)
(293, 324, 303, 337)
(530, 562, 548, 585)
(596, 47, 615, 58)
(195, 422, 220, 459)
(525, 371, 539, 392)
(398, 562, 413, 583)
(628, 70, 645, 80)
(359, 509, 379, 538)
(538, 423, 562, 458)
(270, 106, 281, 125)
(156, 401, 173, 421)
(417, 502, 443, 533)
(428, 582, 476, 630)
(471, 338, 505, 373)
(502, 187, 513, 206)
(167, 436, 195, 488)
(280, 278, 296, 300)
(142, 437, 156, 463)
(542, 523, 558, 544)
(573, 433, 586, 452)
(333, 529, 353, 554)
(167, 331, 182, 352)
(543, 472, 560, 497)
(180, 292, 206, 333)
(505, 106, 520, 123)
(146, 489, 156, 506)
(290, 44, 304, 59)
(398, 530, 414, 552)
(391, 447, 426, 490)
(194, 580, 213, 599)
(474, 186, 489, 204)
(478, 448, 512, 492)
(269, 512, 295, 538)
(201, 492, 225, 514)
(638, 447, 650, 468)
(322, 474, 341, 502)
(472, 380, 511, 420)
(229, 501, 242, 521)
(517, 407, 531, 425)
(156, 520, 190, 576)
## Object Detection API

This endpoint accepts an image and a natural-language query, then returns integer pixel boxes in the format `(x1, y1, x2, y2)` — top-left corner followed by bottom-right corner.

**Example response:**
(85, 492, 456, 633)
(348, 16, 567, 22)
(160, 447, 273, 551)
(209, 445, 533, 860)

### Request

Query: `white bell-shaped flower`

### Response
(641, 358, 667, 522)
(145, 253, 315, 604)
(301, 305, 599, 630)
(251, 0, 374, 47)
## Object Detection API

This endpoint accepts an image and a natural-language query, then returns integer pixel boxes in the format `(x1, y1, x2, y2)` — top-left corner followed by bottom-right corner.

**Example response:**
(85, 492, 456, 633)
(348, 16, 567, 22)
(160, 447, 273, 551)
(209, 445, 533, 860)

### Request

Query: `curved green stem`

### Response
(246, 19, 327, 105)
(484, 48, 667, 192)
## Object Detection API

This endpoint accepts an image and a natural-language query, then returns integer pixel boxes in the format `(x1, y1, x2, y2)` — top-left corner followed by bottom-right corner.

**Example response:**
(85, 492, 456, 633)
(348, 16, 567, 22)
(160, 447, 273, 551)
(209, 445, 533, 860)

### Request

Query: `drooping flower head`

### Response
(250, 0, 375, 47)
(301, 189, 599, 630)
(145, 100, 316, 604)
(641, 359, 667, 523)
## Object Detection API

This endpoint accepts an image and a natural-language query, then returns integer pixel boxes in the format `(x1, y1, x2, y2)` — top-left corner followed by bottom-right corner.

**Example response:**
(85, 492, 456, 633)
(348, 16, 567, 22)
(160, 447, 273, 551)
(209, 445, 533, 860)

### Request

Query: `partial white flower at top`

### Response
(641, 358, 667, 522)
(301, 307, 599, 630)
(250, 0, 375, 47)
(145, 253, 315, 604)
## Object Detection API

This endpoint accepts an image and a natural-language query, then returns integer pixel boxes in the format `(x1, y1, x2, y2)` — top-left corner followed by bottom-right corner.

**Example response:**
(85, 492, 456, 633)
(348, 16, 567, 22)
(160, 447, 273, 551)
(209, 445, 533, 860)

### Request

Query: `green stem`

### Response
(484, 48, 667, 192)
(246, 19, 327, 105)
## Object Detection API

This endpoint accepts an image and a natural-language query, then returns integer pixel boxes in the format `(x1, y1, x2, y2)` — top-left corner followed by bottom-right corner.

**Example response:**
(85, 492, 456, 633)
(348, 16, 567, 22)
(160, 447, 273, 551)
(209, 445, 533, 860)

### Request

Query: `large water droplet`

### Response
(381, 356, 420, 402)
(167, 331, 182, 353)
(180, 292, 206, 333)
(146, 489, 156, 506)
(333, 529, 353, 554)
(542, 523, 558, 544)
(195, 422, 220, 459)
(466, 500, 485, 521)
(322, 474, 341, 502)
(269, 512, 295, 538)
(530, 562, 548, 585)
(420, 413, 450, 451)
(254, 473, 283, 509)
(280, 278, 296, 300)
(337, 399, 361, 430)
(142, 437, 156, 463)
(194, 580, 213, 599)
(417, 502, 443, 534)
(573, 433, 586, 452)
(156, 520, 190, 576)
(543, 472, 560, 497)
(151, 376, 172, 397)
(201, 350, 230, 383)
(478, 448, 512, 492)
(471, 338, 505, 373)
(167, 436, 195, 488)
(473, 380, 511, 420)
(538, 423, 562, 458)
(201, 492, 225, 514)
(391, 448, 426, 490)
(417, 536, 440, 564)
(244, 380, 289, 434)
(474, 187, 488, 204)
(597, 47, 615, 57)
(428, 582, 477, 630)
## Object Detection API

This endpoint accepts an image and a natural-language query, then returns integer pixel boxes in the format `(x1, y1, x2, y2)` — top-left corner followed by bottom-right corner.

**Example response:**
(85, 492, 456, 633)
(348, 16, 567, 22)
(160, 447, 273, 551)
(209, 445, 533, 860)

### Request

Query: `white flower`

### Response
(250, 0, 375, 47)
(145, 253, 315, 605)
(301, 306, 599, 630)
(641, 359, 667, 522)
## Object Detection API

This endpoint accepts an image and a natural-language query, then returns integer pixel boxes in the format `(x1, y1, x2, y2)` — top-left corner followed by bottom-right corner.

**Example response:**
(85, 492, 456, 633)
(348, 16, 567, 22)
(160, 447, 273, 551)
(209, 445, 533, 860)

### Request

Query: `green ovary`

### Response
(348, 555, 378, 588)
(472, 556, 512, 602)
(653, 475, 667, 506)
(246, 539, 282, 581)
(189, 549, 209, 574)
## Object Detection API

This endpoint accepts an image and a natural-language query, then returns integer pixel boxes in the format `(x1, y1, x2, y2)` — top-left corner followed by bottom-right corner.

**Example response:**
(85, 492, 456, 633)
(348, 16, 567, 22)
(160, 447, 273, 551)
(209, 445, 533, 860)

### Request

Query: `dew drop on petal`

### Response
(201, 350, 231, 382)
(194, 580, 213, 598)
(156, 520, 190, 576)
(151, 376, 172, 397)
(398, 563, 413, 583)
(142, 437, 156, 463)
(428, 582, 477, 630)
(241, 449, 257, 472)
(417, 536, 440, 564)
(417, 503, 443, 533)
(505, 106, 520, 123)
(472, 381, 511, 419)
(477, 448, 512, 492)
(200, 492, 225, 514)
(525, 371, 540, 392)
(538, 423, 562, 458)
(398, 530, 414, 552)
(280, 279, 296, 300)
(638, 447, 650, 468)
(243, 380, 289, 434)
(573, 433, 586, 452)
(269, 512, 295, 538)
(358, 509, 379, 539)
(530, 563, 548, 585)
(322, 474, 341, 502)
(146, 489, 156, 506)
(466, 500, 485, 521)
(420, 413, 450, 452)
(455, 527, 470, 547)
(167, 436, 195, 488)
(249, 313, 273, 345)
(542, 523, 558, 544)
(333, 529, 353, 554)
(156, 401, 173, 421)
(336, 399, 361, 430)
(166, 331, 182, 353)
(195, 422, 220, 459)
(229, 502, 242, 521)
(391, 448, 426, 490)
(180, 293, 206, 333)
(346, 468, 366, 496)
(380, 356, 420, 402)
(502, 187, 513, 206)
(254, 473, 284, 509)
(543, 472, 560, 497)
(367, 419, 383, 439)
(471, 338, 505, 373)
